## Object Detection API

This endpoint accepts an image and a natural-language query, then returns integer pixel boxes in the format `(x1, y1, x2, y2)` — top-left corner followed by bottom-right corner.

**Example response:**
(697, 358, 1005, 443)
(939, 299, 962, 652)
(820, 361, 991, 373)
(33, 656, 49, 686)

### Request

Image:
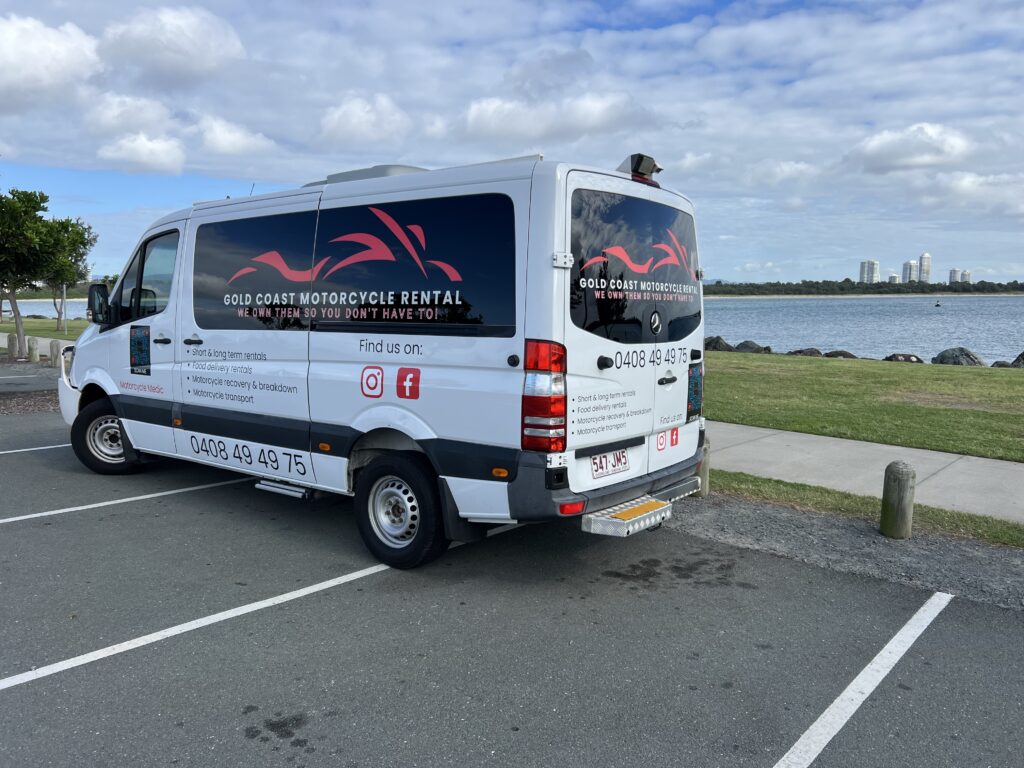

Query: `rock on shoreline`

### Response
(705, 337, 1023, 368)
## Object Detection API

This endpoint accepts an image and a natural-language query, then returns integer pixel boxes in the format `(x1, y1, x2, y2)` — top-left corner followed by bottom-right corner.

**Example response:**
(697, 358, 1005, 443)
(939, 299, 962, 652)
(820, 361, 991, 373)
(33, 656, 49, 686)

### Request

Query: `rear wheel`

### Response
(354, 454, 449, 569)
(71, 398, 139, 475)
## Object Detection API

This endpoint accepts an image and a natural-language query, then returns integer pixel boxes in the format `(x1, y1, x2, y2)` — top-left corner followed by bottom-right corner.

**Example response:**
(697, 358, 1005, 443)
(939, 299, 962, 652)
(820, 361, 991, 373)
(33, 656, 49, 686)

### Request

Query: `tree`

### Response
(0, 189, 50, 358)
(43, 218, 96, 332)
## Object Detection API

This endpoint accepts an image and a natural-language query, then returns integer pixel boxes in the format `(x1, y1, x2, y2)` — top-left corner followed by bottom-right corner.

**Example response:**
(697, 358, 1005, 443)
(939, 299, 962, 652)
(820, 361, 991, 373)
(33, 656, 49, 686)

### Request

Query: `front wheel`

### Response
(354, 454, 449, 569)
(71, 398, 139, 475)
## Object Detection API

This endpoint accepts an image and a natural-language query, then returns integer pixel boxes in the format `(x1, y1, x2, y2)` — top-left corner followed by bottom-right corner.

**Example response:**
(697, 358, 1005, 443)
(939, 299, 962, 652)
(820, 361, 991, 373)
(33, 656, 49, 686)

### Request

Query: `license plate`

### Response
(591, 449, 630, 479)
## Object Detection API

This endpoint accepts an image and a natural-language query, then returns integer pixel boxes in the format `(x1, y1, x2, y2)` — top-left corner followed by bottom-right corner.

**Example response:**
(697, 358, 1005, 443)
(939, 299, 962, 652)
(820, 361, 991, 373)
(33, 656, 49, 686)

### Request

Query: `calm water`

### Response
(6, 296, 1022, 363)
(3, 299, 89, 320)
(705, 295, 1024, 364)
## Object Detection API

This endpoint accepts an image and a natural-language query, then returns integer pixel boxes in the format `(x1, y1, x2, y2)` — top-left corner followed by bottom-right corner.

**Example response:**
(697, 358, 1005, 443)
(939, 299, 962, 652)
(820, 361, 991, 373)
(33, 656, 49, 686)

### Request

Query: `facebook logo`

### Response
(397, 367, 421, 400)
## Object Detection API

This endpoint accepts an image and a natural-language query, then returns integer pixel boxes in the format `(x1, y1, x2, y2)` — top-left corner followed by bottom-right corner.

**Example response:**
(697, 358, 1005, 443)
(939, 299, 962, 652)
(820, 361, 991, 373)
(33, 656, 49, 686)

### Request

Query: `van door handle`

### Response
(183, 337, 204, 346)
(597, 355, 614, 370)
(153, 336, 172, 345)
(657, 375, 677, 385)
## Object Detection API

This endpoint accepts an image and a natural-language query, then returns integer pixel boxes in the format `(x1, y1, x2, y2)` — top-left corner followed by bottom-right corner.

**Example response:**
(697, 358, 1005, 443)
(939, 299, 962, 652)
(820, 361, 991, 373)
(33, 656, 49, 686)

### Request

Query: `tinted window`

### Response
(138, 231, 179, 317)
(108, 230, 178, 325)
(193, 211, 317, 330)
(111, 250, 141, 325)
(310, 194, 516, 336)
(570, 189, 701, 344)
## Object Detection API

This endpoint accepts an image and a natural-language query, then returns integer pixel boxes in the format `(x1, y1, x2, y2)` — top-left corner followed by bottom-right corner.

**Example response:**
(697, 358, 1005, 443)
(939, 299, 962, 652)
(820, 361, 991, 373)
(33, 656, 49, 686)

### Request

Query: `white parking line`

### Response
(0, 443, 71, 456)
(0, 563, 391, 692)
(0, 524, 520, 692)
(0, 478, 249, 525)
(772, 591, 954, 768)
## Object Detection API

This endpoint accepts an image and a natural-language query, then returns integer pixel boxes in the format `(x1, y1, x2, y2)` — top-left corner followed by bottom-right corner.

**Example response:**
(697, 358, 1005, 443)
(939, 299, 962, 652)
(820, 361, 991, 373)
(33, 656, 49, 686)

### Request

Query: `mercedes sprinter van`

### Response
(60, 154, 706, 567)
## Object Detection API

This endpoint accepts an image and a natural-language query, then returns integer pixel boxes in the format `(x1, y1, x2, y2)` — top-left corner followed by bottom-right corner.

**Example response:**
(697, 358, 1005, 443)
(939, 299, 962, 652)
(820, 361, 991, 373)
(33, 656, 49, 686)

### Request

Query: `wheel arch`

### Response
(347, 428, 432, 488)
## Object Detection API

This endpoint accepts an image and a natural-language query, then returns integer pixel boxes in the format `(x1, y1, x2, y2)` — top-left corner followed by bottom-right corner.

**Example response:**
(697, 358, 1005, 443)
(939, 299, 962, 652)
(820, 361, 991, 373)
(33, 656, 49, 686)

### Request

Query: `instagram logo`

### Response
(360, 366, 384, 398)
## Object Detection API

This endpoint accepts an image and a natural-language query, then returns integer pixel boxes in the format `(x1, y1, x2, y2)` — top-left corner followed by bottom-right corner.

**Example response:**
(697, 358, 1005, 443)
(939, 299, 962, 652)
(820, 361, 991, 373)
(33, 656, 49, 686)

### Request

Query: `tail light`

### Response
(522, 339, 567, 452)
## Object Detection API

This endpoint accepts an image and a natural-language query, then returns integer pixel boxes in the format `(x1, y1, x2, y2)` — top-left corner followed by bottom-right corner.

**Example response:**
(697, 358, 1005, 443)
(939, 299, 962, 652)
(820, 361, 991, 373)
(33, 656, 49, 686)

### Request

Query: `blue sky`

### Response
(1, 0, 1022, 282)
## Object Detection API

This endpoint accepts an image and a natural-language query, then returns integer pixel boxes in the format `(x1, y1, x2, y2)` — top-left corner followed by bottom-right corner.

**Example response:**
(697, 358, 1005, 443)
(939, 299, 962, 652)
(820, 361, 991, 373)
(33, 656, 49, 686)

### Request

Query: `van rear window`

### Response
(310, 193, 516, 336)
(570, 189, 701, 344)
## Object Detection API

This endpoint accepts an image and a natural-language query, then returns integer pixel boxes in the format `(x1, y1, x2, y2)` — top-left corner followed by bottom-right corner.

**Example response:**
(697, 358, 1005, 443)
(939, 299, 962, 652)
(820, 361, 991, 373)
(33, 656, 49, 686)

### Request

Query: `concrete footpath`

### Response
(709, 420, 1024, 525)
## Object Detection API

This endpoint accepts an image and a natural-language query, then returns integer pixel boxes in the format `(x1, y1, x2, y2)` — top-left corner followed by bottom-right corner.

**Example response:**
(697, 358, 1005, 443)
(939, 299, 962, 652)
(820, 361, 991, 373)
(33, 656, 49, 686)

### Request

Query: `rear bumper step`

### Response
(581, 496, 673, 537)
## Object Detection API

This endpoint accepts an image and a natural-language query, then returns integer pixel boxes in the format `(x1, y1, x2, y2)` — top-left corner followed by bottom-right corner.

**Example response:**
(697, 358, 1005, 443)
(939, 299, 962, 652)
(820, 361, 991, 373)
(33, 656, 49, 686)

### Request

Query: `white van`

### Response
(59, 154, 707, 568)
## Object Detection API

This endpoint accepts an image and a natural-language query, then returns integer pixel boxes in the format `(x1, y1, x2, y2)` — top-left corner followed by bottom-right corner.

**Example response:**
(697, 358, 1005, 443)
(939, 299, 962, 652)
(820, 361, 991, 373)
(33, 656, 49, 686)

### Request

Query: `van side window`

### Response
(311, 194, 516, 336)
(108, 230, 180, 326)
(138, 232, 179, 317)
(111, 251, 142, 325)
(192, 211, 317, 331)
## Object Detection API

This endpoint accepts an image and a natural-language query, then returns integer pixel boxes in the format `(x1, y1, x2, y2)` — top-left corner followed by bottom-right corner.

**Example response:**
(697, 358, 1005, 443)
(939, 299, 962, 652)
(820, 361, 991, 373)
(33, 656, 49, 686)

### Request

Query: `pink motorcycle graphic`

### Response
(227, 207, 462, 285)
(581, 229, 696, 281)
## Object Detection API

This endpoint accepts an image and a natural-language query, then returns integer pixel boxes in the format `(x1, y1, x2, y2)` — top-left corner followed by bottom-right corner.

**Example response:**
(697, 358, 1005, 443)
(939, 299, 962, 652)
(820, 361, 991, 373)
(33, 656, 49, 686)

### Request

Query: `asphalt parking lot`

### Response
(2, 411, 1022, 767)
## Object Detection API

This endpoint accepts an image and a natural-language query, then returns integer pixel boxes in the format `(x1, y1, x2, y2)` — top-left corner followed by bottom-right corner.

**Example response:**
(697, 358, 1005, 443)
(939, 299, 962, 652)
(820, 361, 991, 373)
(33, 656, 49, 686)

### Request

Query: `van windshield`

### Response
(570, 189, 701, 344)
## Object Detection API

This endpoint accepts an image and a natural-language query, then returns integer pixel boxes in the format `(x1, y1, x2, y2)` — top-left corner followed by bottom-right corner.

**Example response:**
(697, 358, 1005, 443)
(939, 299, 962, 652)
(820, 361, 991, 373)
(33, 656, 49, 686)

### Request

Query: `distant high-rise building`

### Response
(961, 270, 972, 283)
(859, 260, 880, 283)
(949, 268, 961, 284)
(902, 260, 919, 283)
(918, 252, 932, 283)
(888, 274, 900, 284)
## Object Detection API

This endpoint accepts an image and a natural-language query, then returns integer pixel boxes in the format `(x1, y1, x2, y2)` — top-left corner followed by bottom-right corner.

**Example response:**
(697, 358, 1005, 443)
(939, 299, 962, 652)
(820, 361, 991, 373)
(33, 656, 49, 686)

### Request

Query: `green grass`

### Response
(704, 351, 1024, 462)
(0, 318, 89, 342)
(711, 468, 1024, 549)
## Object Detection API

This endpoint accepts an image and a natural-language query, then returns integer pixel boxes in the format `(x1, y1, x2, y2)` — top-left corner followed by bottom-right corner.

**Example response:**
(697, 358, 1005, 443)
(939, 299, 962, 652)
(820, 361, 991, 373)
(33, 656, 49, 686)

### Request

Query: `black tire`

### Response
(70, 398, 139, 475)
(353, 454, 449, 569)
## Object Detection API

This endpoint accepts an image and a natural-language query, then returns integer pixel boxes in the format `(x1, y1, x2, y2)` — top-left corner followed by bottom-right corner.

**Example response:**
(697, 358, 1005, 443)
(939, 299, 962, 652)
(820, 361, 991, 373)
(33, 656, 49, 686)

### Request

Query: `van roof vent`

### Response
(304, 164, 428, 187)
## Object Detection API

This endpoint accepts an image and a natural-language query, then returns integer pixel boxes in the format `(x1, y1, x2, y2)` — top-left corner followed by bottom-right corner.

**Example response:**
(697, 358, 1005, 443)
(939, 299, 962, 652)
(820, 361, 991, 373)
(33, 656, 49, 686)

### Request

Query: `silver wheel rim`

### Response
(368, 475, 419, 549)
(87, 415, 124, 464)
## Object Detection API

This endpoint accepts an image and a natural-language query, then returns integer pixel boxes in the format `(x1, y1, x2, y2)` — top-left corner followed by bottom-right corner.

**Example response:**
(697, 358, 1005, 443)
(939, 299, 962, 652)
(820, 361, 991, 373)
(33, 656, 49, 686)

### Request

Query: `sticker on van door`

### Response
(129, 325, 151, 375)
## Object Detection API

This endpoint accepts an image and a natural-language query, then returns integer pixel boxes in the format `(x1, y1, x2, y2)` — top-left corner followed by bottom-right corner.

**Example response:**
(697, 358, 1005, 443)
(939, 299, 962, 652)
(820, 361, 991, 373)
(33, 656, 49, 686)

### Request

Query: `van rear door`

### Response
(563, 172, 658, 493)
(645, 186, 703, 473)
(562, 173, 703, 494)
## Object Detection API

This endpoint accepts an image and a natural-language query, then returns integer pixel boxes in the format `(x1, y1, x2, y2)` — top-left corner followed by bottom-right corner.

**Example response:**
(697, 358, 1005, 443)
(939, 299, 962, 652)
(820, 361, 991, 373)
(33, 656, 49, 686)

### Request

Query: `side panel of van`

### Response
(172, 193, 321, 484)
(307, 182, 530, 515)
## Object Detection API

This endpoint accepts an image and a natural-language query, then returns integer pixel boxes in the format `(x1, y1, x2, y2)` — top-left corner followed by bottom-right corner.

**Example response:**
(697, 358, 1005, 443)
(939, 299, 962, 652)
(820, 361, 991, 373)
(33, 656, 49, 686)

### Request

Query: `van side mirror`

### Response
(88, 283, 110, 324)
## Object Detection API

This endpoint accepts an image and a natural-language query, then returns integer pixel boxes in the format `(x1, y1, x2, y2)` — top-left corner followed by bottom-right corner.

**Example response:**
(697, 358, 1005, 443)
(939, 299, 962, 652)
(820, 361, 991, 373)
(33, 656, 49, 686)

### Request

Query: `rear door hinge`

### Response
(552, 251, 573, 269)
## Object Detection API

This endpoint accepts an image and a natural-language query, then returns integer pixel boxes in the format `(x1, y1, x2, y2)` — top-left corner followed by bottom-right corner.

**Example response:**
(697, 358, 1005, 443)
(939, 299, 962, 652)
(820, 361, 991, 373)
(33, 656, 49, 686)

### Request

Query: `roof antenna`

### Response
(249, 183, 255, 196)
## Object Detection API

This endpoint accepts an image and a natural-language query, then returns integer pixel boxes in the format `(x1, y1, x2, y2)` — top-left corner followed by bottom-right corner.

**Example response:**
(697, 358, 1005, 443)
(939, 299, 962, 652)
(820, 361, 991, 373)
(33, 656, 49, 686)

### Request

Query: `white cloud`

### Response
(672, 152, 713, 172)
(86, 93, 173, 135)
(465, 93, 644, 142)
(848, 123, 973, 174)
(101, 7, 245, 85)
(0, 138, 14, 158)
(928, 172, 1024, 218)
(97, 133, 186, 173)
(320, 95, 412, 144)
(747, 160, 819, 186)
(197, 115, 274, 154)
(0, 15, 100, 110)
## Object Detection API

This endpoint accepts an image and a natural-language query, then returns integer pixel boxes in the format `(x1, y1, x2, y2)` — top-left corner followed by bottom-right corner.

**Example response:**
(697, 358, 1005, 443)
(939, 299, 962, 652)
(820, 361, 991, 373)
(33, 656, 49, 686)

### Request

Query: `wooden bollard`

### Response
(5, 333, 15, 359)
(50, 340, 62, 368)
(880, 460, 915, 539)
(27, 336, 39, 362)
(698, 436, 711, 497)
